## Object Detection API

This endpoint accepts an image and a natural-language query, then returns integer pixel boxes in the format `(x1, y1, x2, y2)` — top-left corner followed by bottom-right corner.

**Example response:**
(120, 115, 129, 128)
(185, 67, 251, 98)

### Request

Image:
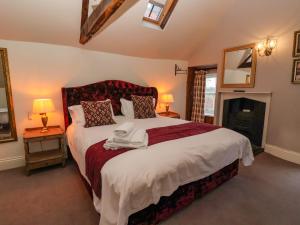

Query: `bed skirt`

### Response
(128, 159, 239, 225)
(76, 158, 239, 225)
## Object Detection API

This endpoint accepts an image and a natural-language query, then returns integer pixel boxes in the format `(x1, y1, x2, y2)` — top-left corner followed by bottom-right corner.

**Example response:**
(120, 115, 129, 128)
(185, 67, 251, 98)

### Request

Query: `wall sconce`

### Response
(256, 38, 277, 56)
(175, 64, 188, 76)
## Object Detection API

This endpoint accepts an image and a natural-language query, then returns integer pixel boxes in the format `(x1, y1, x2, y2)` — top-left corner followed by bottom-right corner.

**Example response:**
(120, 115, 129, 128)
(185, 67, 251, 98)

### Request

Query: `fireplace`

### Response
(219, 91, 272, 155)
(222, 98, 266, 155)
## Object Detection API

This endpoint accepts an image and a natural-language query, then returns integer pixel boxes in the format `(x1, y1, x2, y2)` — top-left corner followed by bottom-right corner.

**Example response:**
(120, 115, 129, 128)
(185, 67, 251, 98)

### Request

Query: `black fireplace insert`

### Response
(222, 98, 266, 155)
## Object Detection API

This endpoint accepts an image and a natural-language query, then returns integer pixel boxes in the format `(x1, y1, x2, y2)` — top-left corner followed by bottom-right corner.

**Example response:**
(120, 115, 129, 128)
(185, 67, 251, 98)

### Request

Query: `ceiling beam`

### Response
(160, 0, 178, 29)
(81, 0, 89, 28)
(80, 0, 127, 44)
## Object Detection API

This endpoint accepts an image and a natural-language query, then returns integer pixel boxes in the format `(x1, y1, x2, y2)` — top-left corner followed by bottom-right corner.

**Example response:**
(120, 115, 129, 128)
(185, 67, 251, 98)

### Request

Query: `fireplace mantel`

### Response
(218, 91, 272, 94)
(218, 91, 272, 148)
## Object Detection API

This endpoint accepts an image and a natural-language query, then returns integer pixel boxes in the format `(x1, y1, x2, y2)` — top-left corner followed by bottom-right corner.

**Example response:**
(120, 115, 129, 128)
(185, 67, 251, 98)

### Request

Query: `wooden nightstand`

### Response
(158, 111, 180, 119)
(23, 126, 67, 175)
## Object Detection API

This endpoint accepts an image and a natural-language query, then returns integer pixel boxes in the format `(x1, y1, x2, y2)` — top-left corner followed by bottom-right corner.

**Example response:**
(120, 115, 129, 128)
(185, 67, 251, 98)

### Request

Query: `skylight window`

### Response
(143, 0, 178, 29)
(144, 1, 165, 22)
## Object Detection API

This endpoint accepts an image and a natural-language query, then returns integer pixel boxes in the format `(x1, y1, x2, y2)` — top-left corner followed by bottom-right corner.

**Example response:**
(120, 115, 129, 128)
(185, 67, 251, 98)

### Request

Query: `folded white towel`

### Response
(113, 128, 146, 144)
(104, 133, 148, 150)
(114, 122, 135, 137)
(130, 129, 146, 144)
(113, 128, 138, 144)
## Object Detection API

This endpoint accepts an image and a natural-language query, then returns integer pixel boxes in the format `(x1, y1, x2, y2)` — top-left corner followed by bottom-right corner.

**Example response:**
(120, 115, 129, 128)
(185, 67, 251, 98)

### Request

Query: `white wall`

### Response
(189, 0, 300, 154)
(0, 39, 187, 170)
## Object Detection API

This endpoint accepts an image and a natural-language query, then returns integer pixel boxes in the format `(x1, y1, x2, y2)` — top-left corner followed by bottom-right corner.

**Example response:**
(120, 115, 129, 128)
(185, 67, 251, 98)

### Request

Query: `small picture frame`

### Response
(292, 59, 300, 84)
(293, 30, 300, 57)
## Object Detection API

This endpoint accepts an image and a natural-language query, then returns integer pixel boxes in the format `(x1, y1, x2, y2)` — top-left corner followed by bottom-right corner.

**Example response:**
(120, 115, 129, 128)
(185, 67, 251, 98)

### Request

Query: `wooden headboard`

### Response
(61, 80, 158, 129)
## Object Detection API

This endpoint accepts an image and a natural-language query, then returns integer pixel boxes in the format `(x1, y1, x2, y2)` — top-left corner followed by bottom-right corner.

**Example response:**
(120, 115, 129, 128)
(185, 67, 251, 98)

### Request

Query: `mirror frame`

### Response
(0, 48, 17, 143)
(221, 43, 257, 88)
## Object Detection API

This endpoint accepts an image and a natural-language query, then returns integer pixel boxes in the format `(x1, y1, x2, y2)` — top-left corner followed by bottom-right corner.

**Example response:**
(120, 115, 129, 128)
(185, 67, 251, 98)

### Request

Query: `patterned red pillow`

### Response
(131, 95, 156, 119)
(81, 100, 116, 128)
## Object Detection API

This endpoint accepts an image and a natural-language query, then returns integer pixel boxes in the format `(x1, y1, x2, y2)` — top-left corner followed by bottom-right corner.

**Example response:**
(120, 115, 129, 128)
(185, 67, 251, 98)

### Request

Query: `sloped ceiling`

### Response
(0, 0, 236, 60)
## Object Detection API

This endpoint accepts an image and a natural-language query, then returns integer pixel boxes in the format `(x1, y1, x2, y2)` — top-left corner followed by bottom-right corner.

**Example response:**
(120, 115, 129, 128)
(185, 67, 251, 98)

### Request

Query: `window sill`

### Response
(142, 20, 163, 31)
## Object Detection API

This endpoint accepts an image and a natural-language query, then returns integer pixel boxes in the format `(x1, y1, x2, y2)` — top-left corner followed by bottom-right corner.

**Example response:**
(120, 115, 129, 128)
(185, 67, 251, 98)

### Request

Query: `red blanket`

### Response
(85, 122, 220, 199)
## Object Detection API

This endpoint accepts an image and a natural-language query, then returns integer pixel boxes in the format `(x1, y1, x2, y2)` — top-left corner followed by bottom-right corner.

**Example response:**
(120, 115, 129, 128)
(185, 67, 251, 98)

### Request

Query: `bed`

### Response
(62, 80, 254, 225)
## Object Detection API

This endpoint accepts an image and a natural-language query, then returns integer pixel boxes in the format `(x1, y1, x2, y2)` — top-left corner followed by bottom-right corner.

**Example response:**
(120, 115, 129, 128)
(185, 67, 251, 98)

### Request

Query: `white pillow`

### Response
(120, 97, 156, 119)
(120, 98, 134, 119)
(68, 100, 116, 125)
(68, 105, 85, 125)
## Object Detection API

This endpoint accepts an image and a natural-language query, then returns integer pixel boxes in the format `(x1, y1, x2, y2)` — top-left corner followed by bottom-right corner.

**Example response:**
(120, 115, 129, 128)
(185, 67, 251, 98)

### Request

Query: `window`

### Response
(204, 74, 217, 116)
(144, 1, 164, 22)
(143, 0, 178, 29)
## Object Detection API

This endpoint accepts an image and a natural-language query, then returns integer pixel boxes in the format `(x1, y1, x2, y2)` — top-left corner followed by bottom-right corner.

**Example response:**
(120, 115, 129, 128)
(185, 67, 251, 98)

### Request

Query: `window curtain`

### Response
(191, 70, 206, 122)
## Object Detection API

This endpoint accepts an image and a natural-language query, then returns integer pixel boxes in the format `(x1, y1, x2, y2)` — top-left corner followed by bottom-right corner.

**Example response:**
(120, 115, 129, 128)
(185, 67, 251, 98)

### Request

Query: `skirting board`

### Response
(265, 144, 300, 165)
(0, 156, 25, 171)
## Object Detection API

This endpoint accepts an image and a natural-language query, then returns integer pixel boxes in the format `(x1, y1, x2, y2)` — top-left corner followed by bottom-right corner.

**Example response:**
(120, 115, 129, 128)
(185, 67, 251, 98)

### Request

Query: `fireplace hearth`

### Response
(222, 97, 266, 155)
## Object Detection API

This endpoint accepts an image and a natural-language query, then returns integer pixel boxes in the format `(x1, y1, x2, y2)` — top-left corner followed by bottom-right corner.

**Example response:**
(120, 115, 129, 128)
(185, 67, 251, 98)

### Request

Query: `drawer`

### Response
(24, 136, 63, 143)
(27, 157, 64, 170)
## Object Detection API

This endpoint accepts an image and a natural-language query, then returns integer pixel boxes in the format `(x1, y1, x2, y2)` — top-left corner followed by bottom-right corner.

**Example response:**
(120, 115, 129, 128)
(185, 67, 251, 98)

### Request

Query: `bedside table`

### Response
(158, 111, 180, 119)
(23, 126, 67, 175)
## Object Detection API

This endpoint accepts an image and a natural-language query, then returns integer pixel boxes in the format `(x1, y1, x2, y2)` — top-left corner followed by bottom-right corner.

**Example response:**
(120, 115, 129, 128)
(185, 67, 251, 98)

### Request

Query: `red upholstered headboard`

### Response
(61, 80, 158, 129)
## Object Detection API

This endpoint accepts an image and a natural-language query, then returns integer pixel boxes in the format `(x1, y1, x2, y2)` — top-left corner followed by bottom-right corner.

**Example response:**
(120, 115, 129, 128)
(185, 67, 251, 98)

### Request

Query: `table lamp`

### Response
(32, 98, 55, 132)
(161, 94, 174, 114)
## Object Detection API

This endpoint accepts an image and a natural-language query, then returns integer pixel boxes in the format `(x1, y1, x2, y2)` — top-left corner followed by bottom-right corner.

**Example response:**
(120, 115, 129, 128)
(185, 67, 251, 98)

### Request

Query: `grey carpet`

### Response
(0, 153, 299, 225)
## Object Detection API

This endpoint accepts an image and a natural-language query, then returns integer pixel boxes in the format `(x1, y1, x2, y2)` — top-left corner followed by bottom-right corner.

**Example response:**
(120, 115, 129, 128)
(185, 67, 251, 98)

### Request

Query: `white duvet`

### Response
(67, 116, 254, 225)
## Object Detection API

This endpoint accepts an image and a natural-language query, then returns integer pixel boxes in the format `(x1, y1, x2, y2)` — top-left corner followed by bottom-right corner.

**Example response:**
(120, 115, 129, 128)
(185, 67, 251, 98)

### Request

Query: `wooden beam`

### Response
(80, 0, 127, 44)
(160, 0, 178, 29)
(81, 0, 89, 28)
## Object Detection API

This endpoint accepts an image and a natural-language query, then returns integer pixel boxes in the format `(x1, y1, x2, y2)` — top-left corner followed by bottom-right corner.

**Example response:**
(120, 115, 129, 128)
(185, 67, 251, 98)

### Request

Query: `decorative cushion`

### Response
(131, 95, 156, 119)
(81, 100, 116, 127)
(121, 98, 157, 119)
(69, 104, 116, 126)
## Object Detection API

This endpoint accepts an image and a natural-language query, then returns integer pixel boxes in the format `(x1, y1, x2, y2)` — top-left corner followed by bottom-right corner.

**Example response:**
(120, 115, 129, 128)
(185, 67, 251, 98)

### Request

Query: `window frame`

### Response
(143, 1, 164, 23)
(143, 0, 178, 29)
(204, 73, 217, 117)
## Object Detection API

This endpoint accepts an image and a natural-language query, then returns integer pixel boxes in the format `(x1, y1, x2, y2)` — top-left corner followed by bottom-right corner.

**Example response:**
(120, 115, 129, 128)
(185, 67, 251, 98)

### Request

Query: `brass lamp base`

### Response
(165, 105, 170, 114)
(40, 113, 48, 133)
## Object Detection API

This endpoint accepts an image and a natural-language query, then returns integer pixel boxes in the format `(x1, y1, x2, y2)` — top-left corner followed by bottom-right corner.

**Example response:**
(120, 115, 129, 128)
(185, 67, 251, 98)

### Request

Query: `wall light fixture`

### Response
(256, 38, 277, 56)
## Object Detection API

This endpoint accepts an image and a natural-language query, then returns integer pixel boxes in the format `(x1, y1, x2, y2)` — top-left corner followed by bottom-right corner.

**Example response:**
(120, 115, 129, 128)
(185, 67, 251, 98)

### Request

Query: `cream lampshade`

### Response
(32, 98, 55, 132)
(161, 94, 174, 113)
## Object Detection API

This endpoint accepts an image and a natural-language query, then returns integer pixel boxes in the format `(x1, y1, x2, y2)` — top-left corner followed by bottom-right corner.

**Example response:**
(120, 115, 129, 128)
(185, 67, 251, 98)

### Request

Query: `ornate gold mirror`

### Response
(0, 48, 17, 143)
(221, 43, 257, 88)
